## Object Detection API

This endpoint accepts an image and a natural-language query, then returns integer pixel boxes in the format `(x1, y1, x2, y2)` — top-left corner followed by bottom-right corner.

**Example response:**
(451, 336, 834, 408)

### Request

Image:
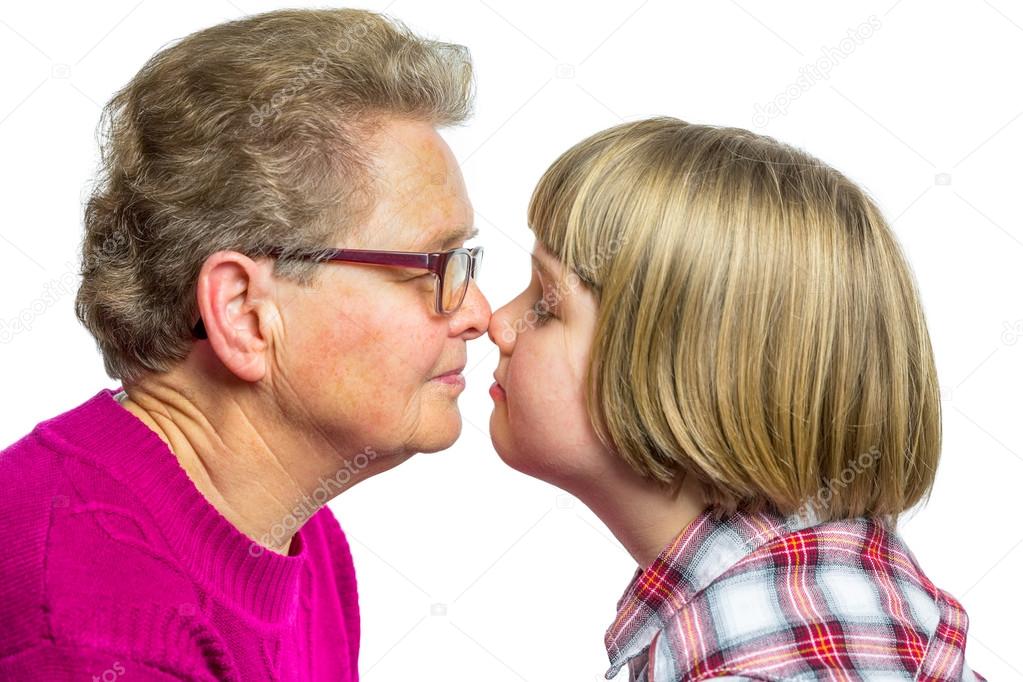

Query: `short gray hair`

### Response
(75, 8, 474, 382)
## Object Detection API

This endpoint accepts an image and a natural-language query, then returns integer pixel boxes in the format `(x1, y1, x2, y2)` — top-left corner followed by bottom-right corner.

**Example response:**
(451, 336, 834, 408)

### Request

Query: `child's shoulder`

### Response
(666, 515, 973, 681)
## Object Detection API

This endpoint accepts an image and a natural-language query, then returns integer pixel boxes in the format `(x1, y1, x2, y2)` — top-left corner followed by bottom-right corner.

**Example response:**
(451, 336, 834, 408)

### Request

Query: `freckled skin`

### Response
(273, 118, 490, 463)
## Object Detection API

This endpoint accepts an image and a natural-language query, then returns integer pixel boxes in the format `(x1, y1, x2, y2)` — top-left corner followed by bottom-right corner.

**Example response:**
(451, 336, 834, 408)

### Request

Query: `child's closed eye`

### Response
(533, 299, 556, 325)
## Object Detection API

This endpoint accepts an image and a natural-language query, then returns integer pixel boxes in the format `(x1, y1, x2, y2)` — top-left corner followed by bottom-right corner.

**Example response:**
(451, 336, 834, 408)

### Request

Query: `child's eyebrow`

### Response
(530, 254, 556, 281)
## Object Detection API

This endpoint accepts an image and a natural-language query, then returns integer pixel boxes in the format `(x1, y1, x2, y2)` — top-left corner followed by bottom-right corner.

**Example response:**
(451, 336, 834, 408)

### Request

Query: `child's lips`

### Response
(490, 376, 507, 401)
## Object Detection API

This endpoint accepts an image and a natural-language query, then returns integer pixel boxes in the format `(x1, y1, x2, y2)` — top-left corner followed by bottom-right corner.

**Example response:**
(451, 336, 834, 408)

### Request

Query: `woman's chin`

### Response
(411, 411, 461, 454)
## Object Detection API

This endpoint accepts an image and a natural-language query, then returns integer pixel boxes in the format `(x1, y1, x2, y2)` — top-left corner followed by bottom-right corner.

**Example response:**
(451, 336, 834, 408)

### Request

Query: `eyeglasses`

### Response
(191, 245, 484, 339)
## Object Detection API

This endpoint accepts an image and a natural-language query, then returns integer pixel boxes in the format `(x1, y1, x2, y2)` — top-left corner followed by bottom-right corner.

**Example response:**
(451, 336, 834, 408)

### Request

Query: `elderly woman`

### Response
(0, 8, 489, 680)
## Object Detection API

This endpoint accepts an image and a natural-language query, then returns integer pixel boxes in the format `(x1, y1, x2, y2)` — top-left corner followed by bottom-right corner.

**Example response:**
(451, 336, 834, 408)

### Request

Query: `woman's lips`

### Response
(432, 364, 465, 383)
(432, 372, 465, 389)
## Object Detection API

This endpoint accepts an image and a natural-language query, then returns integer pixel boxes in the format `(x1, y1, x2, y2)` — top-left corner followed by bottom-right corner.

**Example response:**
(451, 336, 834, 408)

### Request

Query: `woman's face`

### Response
(274, 119, 491, 460)
(487, 245, 615, 486)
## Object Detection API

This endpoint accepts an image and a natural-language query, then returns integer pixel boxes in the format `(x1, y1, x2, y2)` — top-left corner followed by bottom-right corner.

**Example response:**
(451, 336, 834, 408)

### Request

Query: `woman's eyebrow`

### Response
(424, 225, 479, 251)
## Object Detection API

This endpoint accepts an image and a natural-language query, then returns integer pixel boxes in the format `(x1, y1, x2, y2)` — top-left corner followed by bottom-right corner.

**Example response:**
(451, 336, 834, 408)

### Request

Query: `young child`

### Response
(487, 117, 985, 681)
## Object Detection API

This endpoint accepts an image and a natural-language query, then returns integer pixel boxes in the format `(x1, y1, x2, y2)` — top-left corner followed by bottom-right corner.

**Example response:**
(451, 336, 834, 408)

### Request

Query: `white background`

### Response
(1, 1, 1021, 680)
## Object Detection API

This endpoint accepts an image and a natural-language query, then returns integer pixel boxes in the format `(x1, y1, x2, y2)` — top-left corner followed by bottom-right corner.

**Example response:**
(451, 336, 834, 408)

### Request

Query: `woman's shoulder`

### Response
(0, 406, 202, 644)
(0, 439, 200, 609)
(0, 438, 219, 678)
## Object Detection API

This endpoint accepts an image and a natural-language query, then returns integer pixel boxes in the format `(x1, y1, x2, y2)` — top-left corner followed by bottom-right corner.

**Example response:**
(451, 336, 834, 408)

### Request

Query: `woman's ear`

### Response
(193, 251, 278, 383)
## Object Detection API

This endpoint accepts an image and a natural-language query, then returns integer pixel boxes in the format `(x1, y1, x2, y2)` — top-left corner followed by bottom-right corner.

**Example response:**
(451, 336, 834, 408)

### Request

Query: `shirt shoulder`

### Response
(650, 517, 978, 681)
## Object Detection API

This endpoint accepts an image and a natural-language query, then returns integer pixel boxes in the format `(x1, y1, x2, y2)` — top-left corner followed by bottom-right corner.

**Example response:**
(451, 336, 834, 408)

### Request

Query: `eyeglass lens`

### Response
(442, 252, 470, 313)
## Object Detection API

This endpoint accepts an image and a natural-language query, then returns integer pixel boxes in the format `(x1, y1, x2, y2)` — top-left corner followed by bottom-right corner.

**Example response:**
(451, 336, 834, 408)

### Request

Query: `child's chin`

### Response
(488, 421, 531, 475)
(491, 437, 566, 486)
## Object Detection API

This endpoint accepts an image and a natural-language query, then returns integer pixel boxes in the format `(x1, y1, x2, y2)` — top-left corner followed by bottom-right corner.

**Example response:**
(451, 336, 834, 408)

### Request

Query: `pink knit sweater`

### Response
(0, 387, 360, 680)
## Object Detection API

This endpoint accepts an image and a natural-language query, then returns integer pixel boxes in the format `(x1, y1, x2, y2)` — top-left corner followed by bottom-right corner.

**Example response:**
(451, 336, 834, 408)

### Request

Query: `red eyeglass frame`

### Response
(191, 245, 484, 339)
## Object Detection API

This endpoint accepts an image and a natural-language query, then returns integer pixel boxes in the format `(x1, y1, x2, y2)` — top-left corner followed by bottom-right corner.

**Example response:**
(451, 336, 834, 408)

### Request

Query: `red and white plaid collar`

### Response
(604, 505, 819, 679)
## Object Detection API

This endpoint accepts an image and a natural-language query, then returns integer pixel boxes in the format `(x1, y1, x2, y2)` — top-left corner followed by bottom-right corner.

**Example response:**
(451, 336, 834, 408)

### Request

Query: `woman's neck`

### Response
(115, 375, 402, 556)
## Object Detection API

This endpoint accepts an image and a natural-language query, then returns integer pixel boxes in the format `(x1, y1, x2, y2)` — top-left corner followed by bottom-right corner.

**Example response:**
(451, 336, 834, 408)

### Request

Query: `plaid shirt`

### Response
(605, 507, 986, 681)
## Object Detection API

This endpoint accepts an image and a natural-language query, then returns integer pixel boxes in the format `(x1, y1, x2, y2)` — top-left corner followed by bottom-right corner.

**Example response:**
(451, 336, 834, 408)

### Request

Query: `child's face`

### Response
(487, 245, 616, 487)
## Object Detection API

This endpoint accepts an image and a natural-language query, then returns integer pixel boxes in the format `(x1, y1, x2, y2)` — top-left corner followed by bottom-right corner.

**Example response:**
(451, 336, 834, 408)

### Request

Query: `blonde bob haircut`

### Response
(528, 117, 941, 526)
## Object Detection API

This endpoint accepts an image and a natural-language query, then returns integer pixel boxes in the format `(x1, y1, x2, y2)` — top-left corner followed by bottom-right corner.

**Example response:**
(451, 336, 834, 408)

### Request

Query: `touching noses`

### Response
(454, 280, 492, 339)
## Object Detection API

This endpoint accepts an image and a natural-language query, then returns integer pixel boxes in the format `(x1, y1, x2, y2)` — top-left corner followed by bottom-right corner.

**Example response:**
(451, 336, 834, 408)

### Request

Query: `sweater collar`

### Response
(36, 387, 309, 624)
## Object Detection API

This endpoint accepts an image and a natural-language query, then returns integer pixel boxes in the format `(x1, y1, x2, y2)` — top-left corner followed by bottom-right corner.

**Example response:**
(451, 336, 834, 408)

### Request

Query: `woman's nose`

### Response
(454, 280, 492, 339)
